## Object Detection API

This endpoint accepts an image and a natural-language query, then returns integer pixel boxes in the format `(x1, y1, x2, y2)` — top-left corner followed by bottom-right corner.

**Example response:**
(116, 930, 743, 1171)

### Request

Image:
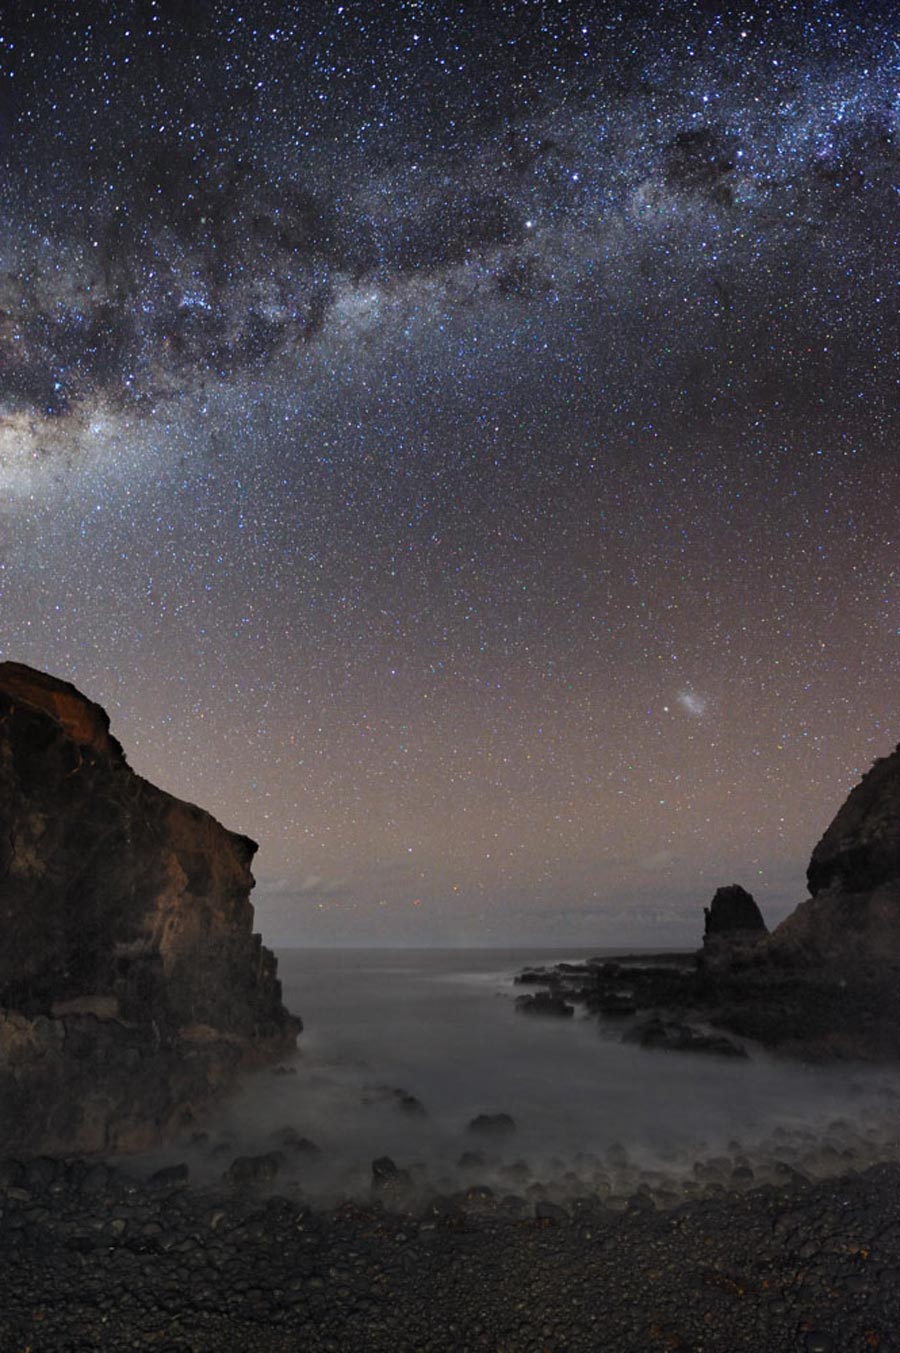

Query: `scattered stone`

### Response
(363, 1085, 428, 1115)
(467, 1113, 516, 1137)
(269, 1126, 322, 1157)
(371, 1156, 412, 1200)
(223, 1152, 284, 1188)
(596, 991, 637, 1016)
(150, 1163, 190, 1188)
(515, 991, 574, 1018)
(623, 1017, 748, 1058)
(535, 1200, 568, 1223)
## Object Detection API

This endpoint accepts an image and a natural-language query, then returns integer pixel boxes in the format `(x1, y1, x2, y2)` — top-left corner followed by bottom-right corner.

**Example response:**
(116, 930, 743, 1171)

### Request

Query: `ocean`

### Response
(173, 946, 900, 1205)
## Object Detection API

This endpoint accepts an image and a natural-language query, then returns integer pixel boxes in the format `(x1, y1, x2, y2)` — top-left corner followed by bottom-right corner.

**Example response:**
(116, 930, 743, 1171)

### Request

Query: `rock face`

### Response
(703, 885, 767, 939)
(769, 743, 900, 970)
(0, 662, 300, 1156)
(807, 744, 900, 897)
(515, 744, 900, 1061)
(700, 884, 768, 972)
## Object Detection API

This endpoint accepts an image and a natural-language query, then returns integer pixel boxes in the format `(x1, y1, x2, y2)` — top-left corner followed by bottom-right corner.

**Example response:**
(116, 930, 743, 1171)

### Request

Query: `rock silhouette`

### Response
(703, 884, 767, 938)
(0, 662, 300, 1155)
(770, 742, 900, 971)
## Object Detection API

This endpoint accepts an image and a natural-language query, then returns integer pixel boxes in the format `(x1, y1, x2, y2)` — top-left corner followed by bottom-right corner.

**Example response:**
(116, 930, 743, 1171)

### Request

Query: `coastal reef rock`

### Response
(0, 662, 300, 1156)
(769, 742, 900, 969)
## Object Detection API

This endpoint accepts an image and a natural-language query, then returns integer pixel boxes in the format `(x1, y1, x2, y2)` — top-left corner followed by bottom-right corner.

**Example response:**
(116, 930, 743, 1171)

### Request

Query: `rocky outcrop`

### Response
(514, 991, 574, 1018)
(701, 884, 768, 971)
(0, 662, 300, 1156)
(703, 885, 767, 940)
(768, 744, 900, 971)
(515, 743, 900, 1060)
(807, 743, 900, 897)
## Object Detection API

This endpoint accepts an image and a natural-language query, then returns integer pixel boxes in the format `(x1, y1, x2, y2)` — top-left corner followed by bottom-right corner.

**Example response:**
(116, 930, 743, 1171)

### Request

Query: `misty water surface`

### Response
(178, 948, 900, 1203)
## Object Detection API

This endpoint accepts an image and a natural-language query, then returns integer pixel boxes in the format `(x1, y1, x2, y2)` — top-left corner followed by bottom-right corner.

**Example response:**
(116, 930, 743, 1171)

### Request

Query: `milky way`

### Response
(1, 2, 898, 945)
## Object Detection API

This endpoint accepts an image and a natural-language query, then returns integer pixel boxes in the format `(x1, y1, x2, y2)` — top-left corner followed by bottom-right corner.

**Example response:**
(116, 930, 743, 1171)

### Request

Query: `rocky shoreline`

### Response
(513, 947, 900, 1062)
(4, 1150, 900, 1351)
(6, 670, 900, 1347)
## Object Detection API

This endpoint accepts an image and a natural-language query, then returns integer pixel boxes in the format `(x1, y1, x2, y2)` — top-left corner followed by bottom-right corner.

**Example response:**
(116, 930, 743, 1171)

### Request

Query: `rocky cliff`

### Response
(0, 662, 300, 1155)
(515, 742, 900, 1061)
(698, 744, 900, 1057)
(767, 743, 900, 971)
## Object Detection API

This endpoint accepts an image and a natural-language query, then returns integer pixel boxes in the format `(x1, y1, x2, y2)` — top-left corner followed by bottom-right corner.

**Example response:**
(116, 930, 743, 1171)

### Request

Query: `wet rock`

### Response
(23, 1156, 58, 1191)
(535, 1200, 568, 1222)
(371, 1156, 412, 1202)
(372, 1155, 401, 1183)
(363, 1085, 428, 1116)
(150, 1163, 190, 1188)
(223, 1152, 284, 1188)
(467, 1113, 516, 1138)
(514, 968, 556, 986)
(596, 991, 637, 1016)
(269, 1126, 322, 1158)
(514, 992, 574, 1018)
(463, 1185, 496, 1212)
(624, 1017, 748, 1058)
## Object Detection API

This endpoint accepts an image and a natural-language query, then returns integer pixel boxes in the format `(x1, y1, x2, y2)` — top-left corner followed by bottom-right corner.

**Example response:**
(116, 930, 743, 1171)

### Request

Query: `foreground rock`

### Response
(0, 662, 300, 1155)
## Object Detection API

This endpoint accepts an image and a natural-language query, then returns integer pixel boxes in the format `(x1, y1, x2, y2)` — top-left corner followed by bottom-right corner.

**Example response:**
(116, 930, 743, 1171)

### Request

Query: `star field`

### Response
(1, 1, 899, 945)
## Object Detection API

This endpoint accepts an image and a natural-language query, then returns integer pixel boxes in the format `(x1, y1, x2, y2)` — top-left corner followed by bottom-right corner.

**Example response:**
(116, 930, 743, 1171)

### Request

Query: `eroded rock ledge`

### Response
(0, 662, 300, 1155)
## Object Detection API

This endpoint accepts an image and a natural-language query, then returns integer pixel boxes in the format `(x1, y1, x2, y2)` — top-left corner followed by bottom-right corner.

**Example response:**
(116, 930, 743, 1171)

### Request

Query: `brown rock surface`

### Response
(0, 661, 300, 1155)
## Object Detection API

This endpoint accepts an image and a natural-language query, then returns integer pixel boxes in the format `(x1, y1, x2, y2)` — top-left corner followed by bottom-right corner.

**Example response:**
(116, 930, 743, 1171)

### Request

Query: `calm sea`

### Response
(187, 946, 900, 1201)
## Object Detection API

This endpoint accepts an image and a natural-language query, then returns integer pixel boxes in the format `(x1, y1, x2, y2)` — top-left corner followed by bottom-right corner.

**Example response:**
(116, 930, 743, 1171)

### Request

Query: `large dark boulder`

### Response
(700, 885, 768, 973)
(0, 662, 300, 1155)
(703, 885, 768, 938)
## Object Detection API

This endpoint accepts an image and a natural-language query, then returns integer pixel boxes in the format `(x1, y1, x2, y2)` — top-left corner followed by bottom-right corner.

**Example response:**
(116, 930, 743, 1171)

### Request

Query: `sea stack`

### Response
(700, 884, 768, 970)
(0, 662, 300, 1155)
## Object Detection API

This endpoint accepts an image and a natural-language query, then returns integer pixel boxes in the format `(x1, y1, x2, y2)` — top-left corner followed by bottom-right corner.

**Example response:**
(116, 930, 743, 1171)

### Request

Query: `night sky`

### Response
(1, 2, 898, 947)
